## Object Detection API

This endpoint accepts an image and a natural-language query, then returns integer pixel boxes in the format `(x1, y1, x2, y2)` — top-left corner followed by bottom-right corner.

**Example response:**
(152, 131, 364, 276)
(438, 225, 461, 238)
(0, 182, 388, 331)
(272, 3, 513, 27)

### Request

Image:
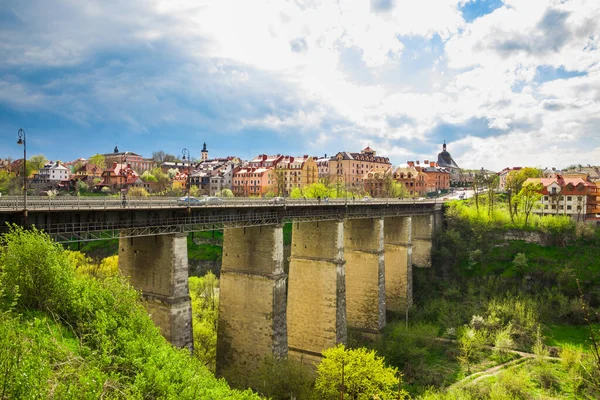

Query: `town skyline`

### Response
(1, 0, 599, 171)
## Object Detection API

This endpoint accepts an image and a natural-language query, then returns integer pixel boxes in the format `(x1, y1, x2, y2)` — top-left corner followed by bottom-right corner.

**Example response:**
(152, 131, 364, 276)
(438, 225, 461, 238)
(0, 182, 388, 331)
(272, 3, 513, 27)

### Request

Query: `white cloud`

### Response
(1, 0, 600, 170)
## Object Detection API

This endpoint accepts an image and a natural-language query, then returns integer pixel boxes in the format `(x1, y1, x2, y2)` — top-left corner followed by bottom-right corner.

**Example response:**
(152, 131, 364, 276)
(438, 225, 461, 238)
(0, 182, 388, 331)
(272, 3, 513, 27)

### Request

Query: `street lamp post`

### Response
(17, 129, 27, 220)
(182, 148, 191, 212)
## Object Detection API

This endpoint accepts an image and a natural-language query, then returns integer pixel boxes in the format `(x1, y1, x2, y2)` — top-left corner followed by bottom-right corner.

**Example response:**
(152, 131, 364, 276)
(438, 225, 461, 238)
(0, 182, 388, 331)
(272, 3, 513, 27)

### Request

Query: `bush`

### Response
(127, 187, 149, 198)
(0, 227, 260, 399)
(0, 225, 76, 316)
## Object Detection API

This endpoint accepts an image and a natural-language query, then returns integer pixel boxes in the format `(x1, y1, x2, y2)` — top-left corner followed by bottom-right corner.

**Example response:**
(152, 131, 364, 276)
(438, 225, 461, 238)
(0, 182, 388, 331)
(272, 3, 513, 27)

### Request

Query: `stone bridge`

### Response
(0, 197, 443, 377)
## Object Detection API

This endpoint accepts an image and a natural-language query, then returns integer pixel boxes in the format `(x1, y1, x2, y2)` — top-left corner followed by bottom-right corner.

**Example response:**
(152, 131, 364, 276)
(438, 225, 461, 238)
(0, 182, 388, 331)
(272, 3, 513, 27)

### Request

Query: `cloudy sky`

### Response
(1, 0, 599, 170)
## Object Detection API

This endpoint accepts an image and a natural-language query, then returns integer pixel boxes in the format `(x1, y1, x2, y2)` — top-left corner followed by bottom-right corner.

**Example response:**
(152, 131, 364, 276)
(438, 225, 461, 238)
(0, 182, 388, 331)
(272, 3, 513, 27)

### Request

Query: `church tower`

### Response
(201, 142, 208, 161)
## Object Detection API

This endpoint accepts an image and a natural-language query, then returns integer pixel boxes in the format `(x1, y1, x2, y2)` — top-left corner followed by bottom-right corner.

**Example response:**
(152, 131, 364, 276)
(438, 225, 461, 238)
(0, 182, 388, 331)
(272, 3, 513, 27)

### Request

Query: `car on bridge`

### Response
(269, 197, 285, 204)
(177, 196, 224, 206)
(177, 196, 203, 205)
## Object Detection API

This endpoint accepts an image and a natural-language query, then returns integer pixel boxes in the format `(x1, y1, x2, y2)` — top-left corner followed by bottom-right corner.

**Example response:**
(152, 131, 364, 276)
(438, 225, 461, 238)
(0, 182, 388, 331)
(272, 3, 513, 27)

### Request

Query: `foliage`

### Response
(0, 169, 17, 194)
(457, 327, 485, 374)
(0, 227, 260, 399)
(290, 187, 303, 198)
(189, 273, 219, 372)
(101, 186, 111, 194)
(140, 170, 157, 182)
(243, 357, 315, 400)
(315, 344, 405, 400)
(516, 181, 543, 226)
(88, 153, 106, 169)
(221, 188, 234, 198)
(28, 154, 48, 175)
(127, 187, 149, 197)
(0, 225, 76, 315)
(167, 168, 179, 179)
(189, 185, 200, 197)
(76, 179, 89, 194)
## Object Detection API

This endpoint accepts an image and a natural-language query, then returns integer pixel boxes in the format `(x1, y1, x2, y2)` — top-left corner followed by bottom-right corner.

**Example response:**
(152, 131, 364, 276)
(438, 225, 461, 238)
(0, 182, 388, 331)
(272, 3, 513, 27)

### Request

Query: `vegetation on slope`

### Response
(0, 225, 259, 399)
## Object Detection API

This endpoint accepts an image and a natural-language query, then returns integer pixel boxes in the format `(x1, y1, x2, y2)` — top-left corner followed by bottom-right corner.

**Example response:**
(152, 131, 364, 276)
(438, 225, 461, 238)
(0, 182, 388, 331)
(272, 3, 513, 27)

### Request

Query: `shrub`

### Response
(127, 187, 149, 198)
(0, 225, 76, 316)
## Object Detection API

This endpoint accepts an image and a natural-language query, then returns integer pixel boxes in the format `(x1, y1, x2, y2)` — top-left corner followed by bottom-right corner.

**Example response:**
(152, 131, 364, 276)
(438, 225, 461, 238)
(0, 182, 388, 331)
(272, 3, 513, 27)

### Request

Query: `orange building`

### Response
(97, 162, 141, 192)
(409, 161, 450, 194)
(232, 167, 273, 197)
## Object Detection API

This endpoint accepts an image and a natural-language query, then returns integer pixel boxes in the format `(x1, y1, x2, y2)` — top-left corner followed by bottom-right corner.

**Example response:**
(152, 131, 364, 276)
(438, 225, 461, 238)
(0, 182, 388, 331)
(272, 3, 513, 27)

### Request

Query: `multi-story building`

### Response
(249, 154, 284, 168)
(562, 165, 600, 182)
(526, 173, 600, 221)
(329, 147, 392, 190)
(497, 167, 522, 191)
(314, 156, 330, 181)
(409, 161, 450, 194)
(232, 167, 272, 197)
(272, 155, 318, 196)
(97, 162, 141, 192)
(103, 147, 154, 174)
(35, 161, 71, 183)
(362, 166, 394, 197)
(394, 164, 427, 198)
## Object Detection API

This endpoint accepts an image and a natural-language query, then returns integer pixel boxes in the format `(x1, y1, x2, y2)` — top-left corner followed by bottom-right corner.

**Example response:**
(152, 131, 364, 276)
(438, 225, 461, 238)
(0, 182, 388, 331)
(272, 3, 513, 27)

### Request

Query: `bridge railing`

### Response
(0, 195, 440, 211)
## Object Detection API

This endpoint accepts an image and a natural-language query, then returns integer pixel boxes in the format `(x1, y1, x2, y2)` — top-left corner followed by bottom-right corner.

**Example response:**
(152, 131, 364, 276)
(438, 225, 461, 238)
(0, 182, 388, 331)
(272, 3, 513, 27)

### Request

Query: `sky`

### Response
(0, 0, 599, 171)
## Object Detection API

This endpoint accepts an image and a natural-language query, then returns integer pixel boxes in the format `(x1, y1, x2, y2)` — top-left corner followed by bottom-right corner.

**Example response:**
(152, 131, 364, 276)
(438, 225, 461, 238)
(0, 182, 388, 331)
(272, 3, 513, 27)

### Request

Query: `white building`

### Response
(36, 161, 71, 182)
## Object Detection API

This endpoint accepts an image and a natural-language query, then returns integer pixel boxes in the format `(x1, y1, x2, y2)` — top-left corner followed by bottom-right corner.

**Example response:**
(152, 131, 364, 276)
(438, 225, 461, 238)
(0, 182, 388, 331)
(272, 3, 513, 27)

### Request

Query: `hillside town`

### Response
(1, 141, 599, 222)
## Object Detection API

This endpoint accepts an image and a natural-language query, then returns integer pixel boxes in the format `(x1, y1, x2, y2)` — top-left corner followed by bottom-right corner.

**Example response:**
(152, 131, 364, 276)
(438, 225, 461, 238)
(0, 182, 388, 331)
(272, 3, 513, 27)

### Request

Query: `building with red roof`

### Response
(525, 173, 600, 221)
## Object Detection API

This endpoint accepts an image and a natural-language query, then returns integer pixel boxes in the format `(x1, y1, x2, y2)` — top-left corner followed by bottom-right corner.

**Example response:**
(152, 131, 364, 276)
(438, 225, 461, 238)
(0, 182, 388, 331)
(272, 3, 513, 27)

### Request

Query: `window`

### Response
(567, 205, 572, 210)
(567, 196, 572, 201)
(544, 196, 548, 201)
(551, 187, 557, 194)
(544, 205, 548, 209)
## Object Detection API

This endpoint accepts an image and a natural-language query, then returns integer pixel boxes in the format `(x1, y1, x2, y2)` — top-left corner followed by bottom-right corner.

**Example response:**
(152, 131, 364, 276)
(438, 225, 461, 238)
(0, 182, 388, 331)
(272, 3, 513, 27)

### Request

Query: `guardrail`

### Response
(0, 196, 440, 211)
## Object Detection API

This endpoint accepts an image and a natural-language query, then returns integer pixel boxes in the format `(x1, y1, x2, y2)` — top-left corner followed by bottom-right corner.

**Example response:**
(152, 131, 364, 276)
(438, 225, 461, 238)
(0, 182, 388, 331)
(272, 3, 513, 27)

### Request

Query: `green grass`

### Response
(545, 324, 600, 350)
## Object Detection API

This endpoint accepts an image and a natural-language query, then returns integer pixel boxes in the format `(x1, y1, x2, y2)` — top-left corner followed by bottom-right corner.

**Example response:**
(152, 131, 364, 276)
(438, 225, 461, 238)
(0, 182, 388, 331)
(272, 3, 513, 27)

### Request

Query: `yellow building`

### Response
(329, 147, 392, 191)
(272, 156, 318, 196)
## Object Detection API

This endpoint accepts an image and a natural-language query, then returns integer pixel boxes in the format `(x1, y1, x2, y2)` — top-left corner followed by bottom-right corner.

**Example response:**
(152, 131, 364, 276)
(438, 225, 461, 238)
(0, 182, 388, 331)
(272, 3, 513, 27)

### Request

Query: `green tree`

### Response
(189, 273, 219, 371)
(505, 167, 541, 222)
(517, 181, 543, 226)
(290, 187, 303, 198)
(141, 170, 157, 182)
(315, 344, 405, 400)
(88, 153, 106, 169)
(0, 169, 16, 194)
(76, 179, 88, 194)
(303, 182, 334, 199)
(457, 327, 485, 374)
(221, 188, 234, 198)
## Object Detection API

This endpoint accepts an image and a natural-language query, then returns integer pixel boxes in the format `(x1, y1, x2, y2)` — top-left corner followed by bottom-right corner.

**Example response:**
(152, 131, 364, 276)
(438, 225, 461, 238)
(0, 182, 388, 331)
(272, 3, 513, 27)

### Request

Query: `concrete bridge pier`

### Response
(217, 224, 287, 378)
(344, 218, 386, 336)
(118, 233, 193, 351)
(384, 216, 412, 314)
(287, 220, 346, 365)
(412, 214, 434, 268)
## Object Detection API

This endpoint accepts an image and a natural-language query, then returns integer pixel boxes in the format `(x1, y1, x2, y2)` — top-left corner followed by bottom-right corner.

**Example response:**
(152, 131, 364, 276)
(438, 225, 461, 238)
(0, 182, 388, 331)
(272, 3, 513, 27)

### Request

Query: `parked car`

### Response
(361, 196, 371, 202)
(269, 196, 285, 204)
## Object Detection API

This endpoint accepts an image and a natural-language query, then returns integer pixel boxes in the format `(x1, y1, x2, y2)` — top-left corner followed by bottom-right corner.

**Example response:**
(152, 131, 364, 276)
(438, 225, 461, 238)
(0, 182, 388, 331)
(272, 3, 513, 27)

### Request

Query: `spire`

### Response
(202, 142, 207, 152)
(443, 140, 446, 152)
(114, 145, 119, 153)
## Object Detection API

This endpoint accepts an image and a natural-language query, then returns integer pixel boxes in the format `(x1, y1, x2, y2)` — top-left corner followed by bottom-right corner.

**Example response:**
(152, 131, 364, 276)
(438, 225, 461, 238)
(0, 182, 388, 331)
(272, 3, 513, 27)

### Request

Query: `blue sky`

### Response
(1, 0, 599, 170)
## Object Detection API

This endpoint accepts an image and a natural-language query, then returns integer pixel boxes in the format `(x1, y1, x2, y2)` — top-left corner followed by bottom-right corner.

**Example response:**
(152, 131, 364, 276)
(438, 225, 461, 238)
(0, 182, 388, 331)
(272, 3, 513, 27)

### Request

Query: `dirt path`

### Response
(446, 341, 560, 389)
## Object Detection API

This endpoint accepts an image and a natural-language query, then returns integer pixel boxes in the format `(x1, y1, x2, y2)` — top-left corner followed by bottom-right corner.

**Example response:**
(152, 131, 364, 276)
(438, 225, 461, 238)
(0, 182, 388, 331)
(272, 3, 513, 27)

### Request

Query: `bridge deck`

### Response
(0, 197, 442, 242)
